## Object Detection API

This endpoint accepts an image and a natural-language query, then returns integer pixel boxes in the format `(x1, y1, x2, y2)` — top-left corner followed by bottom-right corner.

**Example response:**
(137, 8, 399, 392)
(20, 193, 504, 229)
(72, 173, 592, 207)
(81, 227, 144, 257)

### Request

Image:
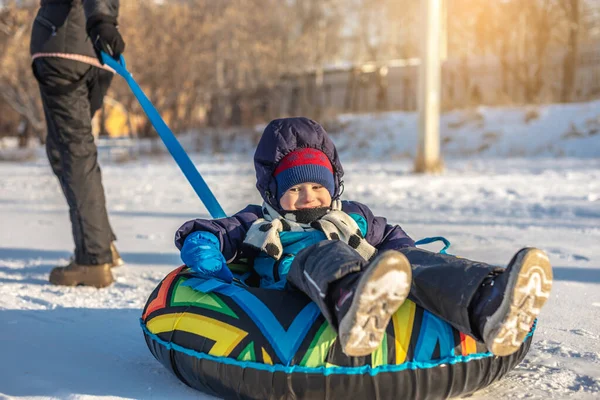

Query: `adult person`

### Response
(30, 0, 125, 288)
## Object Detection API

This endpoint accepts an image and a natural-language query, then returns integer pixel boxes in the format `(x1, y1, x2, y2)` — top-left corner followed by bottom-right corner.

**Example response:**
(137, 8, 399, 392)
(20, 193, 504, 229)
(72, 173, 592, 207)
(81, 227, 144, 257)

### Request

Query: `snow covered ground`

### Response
(1, 104, 599, 399)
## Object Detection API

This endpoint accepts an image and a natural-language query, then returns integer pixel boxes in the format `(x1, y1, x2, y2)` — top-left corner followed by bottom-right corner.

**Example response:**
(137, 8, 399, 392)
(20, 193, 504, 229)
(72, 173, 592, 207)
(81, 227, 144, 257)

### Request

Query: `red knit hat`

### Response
(273, 148, 335, 201)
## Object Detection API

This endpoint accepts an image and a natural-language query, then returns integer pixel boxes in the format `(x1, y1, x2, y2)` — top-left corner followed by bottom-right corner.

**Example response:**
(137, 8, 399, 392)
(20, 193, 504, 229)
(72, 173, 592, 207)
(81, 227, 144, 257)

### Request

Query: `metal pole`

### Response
(415, 0, 444, 173)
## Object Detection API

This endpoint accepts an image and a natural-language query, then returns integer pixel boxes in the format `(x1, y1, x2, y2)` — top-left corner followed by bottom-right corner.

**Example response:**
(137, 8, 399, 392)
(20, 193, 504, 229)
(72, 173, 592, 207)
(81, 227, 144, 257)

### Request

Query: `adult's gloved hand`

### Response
(86, 14, 125, 64)
(180, 231, 233, 283)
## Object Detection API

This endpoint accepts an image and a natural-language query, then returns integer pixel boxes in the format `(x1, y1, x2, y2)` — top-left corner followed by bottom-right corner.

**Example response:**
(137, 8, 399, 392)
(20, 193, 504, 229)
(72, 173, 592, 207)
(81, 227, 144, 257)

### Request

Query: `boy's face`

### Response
(279, 182, 332, 211)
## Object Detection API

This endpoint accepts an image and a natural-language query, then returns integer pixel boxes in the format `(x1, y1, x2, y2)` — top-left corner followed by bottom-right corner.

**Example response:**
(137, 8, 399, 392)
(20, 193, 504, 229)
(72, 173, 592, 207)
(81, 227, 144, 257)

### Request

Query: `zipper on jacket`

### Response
(272, 258, 282, 282)
(272, 254, 292, 282)
(35, 15, 57, 36)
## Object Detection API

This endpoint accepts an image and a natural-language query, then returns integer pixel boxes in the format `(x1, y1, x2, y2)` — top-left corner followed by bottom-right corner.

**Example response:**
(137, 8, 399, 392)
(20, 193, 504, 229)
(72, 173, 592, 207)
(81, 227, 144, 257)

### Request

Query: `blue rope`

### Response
(415, 236, 452, 255)
(101, 53, 227, 219)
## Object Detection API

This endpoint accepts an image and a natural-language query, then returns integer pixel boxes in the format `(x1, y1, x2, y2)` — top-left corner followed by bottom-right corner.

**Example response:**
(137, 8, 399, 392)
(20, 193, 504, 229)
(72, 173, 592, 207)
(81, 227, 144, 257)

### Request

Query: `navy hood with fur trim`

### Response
(253, 117, 344, 210)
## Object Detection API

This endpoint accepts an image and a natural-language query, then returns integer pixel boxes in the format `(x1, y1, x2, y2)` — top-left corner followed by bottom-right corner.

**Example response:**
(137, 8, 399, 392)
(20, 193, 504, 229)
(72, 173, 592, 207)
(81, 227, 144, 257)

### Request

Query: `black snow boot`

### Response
(470, 248, 553, 356)
(331, 250, 412, 357)
(49, 261, 114, 288)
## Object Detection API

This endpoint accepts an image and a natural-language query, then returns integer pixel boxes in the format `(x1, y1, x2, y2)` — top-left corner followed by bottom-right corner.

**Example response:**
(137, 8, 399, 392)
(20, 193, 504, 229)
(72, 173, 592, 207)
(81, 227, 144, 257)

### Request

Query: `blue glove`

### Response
(180, 231, 233, 283)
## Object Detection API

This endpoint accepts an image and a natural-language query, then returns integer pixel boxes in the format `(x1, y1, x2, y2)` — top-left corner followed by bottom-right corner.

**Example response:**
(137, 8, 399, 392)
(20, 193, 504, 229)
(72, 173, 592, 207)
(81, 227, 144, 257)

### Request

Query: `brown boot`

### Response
(49, 261, 114, 288)
(110, 242, 124, 268)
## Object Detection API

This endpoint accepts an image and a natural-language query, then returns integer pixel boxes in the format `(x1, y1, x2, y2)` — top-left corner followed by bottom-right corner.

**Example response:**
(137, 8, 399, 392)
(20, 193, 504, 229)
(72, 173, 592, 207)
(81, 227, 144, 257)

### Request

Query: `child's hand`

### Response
(180, 231, 233, 283)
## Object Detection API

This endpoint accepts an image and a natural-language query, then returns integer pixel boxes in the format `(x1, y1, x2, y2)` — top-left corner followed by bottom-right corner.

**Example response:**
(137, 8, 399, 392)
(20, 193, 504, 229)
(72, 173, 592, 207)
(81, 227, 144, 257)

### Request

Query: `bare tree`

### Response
(0, 2, 45, 145)
(560, 0, 580, 102)
(1, 0, 596, 144)
(468, 0, 570, 103)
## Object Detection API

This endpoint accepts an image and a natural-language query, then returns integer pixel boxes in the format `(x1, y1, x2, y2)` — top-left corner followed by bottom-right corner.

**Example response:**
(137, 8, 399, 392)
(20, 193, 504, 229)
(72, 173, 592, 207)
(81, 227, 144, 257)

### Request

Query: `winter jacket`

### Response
(174, 117, 415, 288)
(176, 200, 414, 289)
(30, 0, 120, 57)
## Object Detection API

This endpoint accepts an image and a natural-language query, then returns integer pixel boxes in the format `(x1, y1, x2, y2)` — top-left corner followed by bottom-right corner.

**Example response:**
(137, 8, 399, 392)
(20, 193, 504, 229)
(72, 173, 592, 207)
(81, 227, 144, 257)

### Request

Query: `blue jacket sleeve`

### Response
(174, 205, 262, 263)
(342, 200, 415, 251)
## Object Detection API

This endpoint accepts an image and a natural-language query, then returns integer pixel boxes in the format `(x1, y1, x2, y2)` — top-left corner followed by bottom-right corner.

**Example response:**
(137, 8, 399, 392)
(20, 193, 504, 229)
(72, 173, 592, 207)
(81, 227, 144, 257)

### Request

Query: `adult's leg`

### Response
(87, 67, 117, 244)
(41, 94, 65, 188)
(33, 58, 114, 265)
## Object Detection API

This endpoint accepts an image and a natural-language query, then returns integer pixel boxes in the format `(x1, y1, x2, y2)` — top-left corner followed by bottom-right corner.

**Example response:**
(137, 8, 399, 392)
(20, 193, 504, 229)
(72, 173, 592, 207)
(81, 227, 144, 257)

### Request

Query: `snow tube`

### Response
(141, 265, 534, 400)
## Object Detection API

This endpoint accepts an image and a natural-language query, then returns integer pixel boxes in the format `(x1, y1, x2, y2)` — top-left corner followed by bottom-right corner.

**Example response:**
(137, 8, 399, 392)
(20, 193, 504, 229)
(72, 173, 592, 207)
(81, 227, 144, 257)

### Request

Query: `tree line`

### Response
(1, 0, 597, 145)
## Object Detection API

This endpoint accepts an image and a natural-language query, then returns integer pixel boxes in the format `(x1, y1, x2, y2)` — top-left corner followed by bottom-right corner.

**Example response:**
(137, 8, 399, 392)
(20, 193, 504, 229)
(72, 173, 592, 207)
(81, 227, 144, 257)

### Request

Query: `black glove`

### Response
(86, 14, 125, 64)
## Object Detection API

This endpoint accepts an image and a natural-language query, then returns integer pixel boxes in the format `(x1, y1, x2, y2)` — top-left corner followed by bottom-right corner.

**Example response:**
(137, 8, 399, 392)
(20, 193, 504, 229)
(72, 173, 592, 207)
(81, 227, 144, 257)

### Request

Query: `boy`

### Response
(176, 117, 552, 357)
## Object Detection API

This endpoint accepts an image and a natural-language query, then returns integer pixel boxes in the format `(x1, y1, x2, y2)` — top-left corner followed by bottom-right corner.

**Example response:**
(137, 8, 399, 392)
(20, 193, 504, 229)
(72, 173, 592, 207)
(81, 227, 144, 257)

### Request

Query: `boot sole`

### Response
(79, 273, 115, 288)
(339, 251, 412, 357)
(49, 276, 114, 288)
(49, 266, 115, 288)
(483, 248, 552, 356)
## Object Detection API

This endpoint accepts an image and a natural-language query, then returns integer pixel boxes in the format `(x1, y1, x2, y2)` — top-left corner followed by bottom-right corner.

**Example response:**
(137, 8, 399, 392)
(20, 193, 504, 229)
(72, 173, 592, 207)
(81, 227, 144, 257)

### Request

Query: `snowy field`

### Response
(1, 106, 600, 399)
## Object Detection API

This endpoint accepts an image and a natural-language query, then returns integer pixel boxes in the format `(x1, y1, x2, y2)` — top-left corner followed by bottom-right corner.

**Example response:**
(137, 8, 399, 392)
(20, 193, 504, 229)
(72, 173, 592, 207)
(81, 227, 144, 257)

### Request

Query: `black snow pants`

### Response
(33, 57, 116, 265)
(286, 241, 500, 339)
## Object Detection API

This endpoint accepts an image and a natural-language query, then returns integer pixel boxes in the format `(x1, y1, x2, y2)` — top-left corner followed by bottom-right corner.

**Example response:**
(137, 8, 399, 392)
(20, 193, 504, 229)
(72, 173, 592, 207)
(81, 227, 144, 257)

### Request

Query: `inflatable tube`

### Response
(141, 266, 534, 400)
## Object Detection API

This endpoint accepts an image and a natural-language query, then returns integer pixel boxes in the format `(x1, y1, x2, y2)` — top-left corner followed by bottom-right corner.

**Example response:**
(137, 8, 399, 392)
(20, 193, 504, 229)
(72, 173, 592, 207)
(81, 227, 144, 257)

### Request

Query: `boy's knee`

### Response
(296, 240, 348, 261)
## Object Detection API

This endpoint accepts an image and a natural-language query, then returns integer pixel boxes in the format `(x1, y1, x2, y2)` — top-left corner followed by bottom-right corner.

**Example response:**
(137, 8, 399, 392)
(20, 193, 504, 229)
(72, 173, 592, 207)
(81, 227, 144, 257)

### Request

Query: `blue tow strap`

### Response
(102, 53, 227, 219)
(415, 236, 452, 255)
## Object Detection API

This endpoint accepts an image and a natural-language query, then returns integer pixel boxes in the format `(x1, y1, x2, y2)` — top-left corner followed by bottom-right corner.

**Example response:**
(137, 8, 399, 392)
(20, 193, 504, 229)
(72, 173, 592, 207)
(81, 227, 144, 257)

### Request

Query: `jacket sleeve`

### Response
(83, 0, 120, 20)
(174, 205, 262, 263)
(342, 200, 415, 251)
